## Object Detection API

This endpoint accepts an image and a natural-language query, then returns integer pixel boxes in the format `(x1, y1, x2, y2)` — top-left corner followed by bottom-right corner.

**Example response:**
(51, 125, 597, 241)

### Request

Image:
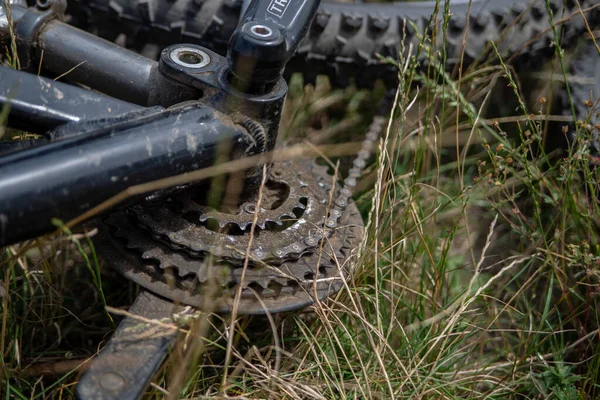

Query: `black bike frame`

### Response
(0, 0, 321, 246)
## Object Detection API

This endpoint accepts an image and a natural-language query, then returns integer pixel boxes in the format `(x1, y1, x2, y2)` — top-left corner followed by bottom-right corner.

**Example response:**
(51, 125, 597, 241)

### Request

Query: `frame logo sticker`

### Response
(267, 0, 290, 18)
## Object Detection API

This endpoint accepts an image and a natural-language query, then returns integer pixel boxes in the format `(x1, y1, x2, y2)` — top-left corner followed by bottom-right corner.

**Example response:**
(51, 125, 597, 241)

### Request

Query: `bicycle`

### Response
(0, 0, 597, 399)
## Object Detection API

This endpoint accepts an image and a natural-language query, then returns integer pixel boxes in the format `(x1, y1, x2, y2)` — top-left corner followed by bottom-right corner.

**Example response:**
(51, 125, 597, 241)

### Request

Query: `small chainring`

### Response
(94, 159, 364, 314)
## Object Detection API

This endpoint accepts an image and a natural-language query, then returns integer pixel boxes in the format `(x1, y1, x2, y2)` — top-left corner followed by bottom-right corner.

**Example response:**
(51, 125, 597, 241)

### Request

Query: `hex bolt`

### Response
(249, 24, 274, 38)
(244, 22, 277, 40)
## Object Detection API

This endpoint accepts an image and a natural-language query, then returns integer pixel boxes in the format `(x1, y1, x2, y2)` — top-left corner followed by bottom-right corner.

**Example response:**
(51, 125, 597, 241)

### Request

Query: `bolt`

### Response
(169, 47, 211, 69)
(242, 21, 279, 41)
(250, 24, 273, 38)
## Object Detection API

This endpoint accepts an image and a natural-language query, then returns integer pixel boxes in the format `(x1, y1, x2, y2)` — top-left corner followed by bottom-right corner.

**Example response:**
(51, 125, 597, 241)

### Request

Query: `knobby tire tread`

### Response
(563, 40, 600, 157)
(66, 0, 598, 87)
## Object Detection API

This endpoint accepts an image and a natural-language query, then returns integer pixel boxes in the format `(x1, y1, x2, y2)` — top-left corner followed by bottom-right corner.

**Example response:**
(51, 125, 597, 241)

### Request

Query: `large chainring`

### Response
(94, 159, 365, 314)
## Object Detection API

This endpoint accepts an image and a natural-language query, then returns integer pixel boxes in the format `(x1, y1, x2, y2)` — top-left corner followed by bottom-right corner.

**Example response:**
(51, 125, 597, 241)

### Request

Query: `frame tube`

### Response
(0, 67, 143, 134)
(0, 104, 253, 246)
(38, 20, 156, 105)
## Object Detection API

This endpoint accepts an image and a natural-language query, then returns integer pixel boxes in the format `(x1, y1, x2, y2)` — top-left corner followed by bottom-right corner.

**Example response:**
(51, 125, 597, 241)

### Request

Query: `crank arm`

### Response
(76, 291, 180, 400)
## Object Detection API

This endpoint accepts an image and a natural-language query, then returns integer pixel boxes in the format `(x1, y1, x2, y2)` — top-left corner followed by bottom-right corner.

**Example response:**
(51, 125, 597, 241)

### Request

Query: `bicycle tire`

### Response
(66, 0, 596, 87)
(563, 40, 600, 158)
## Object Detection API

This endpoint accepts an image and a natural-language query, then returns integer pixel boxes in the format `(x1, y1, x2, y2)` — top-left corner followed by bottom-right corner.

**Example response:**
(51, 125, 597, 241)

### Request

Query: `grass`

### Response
(1, 1, 600, 399)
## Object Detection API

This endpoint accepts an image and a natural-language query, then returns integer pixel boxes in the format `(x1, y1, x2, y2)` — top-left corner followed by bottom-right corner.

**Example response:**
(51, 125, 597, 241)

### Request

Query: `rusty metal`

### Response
(93, 115, 385, 315)
(127, 160, 333, 265)
(94, 159, 364, 315)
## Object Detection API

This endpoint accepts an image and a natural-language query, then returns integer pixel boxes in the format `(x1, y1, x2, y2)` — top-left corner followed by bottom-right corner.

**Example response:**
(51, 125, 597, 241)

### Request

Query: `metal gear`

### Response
(94, 116, 385, 314)
(126, 160, 334, 265)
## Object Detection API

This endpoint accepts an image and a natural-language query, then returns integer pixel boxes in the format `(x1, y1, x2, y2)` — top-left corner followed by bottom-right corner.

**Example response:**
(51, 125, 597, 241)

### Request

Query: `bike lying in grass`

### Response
(0, 0, 598, 398)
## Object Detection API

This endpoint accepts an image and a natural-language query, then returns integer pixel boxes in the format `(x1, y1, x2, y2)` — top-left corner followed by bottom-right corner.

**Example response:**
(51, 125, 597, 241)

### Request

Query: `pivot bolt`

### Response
(243, 22, 278, 41)
(169, 47, 211, 69)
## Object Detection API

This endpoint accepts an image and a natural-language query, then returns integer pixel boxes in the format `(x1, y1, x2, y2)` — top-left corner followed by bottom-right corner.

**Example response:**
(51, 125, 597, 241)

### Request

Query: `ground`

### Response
(1, 1, 600, 399)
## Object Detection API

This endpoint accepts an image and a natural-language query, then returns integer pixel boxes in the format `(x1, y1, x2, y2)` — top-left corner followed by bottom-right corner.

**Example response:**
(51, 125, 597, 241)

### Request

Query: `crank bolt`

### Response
(169, 47, 211, 69)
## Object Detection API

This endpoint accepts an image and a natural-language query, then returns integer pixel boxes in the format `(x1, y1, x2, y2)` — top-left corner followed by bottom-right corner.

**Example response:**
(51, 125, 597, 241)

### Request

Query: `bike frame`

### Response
(0, 0, 320, 246)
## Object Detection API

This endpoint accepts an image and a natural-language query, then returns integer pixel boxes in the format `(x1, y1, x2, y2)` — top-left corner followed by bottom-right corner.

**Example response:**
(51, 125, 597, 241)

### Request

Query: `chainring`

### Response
(93, 159, 364, 314)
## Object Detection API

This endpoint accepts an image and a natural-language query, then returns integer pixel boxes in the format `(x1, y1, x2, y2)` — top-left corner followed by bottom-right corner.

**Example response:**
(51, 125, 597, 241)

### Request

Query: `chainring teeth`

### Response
(131, 165, 335, 264)
(100, 160, 365, 311)
(176, 163, 312, 231)
(96, 114, 384, 312)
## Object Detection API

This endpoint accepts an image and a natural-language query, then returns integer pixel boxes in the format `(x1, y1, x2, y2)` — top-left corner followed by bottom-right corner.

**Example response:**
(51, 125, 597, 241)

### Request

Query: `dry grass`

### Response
(2, 1, 600, 399)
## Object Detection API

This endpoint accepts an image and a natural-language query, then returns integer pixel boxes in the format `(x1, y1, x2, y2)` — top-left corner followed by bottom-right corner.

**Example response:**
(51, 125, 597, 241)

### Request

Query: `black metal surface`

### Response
(0, 139, 46, 155)
(3, 3, 288, 151)
(37, 19, 156, 105)
(75, 291, 180, 400)
(1, 4, 159, 105)
(228, 0, 321, 93)
(0, 67, 143, 134)
(0, 104, 255, 246)
(10, 1, 53, 68)
(157, 42, 287, 197)
(159, 44, 286, 153)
